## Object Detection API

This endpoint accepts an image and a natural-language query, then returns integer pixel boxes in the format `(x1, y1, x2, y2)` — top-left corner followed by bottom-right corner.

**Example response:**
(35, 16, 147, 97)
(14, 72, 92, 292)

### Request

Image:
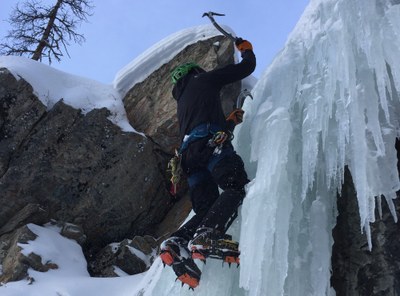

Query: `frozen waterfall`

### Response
(237, 0, 400, 295)
(140, 0, 400, 295)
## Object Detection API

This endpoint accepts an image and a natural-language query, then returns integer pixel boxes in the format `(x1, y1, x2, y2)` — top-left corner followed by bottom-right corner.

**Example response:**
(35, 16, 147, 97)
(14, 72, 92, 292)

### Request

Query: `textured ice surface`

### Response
(236, 0, 400, 295)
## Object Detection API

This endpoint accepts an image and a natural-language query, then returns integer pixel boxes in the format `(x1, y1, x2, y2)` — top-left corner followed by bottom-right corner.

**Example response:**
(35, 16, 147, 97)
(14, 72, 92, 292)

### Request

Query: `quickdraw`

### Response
(167, 149, 182, 196)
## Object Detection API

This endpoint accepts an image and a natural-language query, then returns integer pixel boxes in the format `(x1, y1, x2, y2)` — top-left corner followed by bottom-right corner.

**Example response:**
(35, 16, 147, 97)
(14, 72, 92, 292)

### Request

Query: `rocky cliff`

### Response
(0, 35, 240, 280)
(330, 136, 400, 296)
(332, 156, 400, 295)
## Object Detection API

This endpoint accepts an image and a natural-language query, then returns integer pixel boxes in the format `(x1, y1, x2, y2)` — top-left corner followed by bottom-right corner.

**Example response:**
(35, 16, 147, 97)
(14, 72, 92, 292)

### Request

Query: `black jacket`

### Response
(172, 50, 256, 141)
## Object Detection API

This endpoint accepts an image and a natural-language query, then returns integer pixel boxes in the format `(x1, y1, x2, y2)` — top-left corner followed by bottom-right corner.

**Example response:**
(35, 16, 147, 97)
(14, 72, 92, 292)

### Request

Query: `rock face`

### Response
(331, 167, 400, 296)
(90, 235, 158, 277)
(0, 204, 48, 237)
(0, 36, 241, 280)
(0, 69, 171, 255)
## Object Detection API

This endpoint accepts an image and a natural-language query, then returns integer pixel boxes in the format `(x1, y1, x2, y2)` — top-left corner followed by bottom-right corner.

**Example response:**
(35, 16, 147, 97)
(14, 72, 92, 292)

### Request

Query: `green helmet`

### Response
(171, 62, 200, 84)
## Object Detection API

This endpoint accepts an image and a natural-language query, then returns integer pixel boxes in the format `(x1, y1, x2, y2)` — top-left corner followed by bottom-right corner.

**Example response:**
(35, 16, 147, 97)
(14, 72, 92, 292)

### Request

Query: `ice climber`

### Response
(160, 38, 256, 289)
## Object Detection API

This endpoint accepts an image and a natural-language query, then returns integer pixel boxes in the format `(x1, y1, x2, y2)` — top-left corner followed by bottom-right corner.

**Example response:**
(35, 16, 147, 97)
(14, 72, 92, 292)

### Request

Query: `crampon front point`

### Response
(160, 241, 201, 289)
(190, 235, 241, 267)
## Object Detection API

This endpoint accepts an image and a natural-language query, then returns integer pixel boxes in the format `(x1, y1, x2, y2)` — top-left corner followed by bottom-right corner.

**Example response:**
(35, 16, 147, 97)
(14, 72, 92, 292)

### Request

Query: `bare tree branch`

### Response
(0, 0, 94, 64)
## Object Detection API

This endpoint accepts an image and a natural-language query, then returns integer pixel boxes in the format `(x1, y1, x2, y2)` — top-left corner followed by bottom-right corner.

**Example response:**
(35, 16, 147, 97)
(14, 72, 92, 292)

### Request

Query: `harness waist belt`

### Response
(179, 123, 223, 153)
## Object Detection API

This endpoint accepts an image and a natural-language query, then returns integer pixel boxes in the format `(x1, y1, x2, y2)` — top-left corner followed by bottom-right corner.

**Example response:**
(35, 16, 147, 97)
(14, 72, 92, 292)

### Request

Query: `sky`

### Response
(0, 0, 310, 84)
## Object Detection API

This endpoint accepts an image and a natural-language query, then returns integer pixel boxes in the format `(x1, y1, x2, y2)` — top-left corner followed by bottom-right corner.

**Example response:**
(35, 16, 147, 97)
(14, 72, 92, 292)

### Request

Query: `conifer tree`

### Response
(0, 0, 94, 64)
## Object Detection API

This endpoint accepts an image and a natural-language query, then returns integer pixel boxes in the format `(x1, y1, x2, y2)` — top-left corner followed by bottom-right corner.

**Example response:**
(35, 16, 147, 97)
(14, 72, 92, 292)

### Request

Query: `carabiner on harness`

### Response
(207, 131, 232, 155)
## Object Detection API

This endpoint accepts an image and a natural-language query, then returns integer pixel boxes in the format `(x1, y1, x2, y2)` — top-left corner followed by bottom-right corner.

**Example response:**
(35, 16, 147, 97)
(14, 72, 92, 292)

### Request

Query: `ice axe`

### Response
(202, 12, 238, 43)
(236, 89, 253, 109)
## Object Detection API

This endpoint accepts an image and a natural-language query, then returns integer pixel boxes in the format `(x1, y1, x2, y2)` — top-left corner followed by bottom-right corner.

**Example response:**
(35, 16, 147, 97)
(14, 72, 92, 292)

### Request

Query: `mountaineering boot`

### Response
(160, 237, 190, 266)
(188, 227, 241, 266)
(160, 236, 202, 289)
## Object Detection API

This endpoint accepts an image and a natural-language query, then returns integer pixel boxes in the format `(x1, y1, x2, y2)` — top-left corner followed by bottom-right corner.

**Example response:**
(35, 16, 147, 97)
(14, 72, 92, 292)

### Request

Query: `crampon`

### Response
(160, 237, 202, 290)
(190, 233, 240, 267)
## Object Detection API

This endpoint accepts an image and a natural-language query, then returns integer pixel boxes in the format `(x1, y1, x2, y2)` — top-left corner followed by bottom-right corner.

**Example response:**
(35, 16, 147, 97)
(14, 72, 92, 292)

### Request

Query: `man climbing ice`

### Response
(160, 37, 256, 289)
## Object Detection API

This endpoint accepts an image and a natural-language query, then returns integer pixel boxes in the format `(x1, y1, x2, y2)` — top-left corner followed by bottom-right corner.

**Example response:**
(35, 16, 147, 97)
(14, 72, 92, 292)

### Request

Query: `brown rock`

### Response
(60, 221, 87, 245)
(123, 36, 241, 153)
(90, 235, 158, 277)
(0, 225, 37, 283)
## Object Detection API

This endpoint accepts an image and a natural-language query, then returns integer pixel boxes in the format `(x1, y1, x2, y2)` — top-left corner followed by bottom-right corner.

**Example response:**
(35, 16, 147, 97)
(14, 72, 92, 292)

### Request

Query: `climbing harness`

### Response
(168, 123, 232, 194)
(207, 130, 232, 155)
(179, 123, 230, 155)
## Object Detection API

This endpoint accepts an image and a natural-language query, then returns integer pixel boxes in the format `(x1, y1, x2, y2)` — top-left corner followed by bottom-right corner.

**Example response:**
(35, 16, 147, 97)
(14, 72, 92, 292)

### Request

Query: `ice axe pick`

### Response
(202, 12, 238, 43)
(236, 89, 253, 109)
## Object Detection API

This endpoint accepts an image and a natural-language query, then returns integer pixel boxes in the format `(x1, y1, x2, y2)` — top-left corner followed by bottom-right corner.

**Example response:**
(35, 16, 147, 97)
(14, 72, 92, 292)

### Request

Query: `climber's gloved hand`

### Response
(226, 108, 245, 125)
(235, 38, 253, 52)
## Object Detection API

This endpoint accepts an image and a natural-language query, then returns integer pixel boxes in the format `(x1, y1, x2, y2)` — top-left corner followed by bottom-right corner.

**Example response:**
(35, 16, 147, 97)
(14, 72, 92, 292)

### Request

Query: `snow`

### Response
(19, 224, 89, 278)
(0, 224, 147, 296)
(113, 24, 234, 97)
(0, 56, 135, 133)
(1, 0, 400, 295)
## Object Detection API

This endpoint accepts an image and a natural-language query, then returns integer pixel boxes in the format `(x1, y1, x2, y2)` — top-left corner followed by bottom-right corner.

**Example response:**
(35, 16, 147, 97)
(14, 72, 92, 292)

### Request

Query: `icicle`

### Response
(377, 195, 383, 220)
(384, 193, 399, 223)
